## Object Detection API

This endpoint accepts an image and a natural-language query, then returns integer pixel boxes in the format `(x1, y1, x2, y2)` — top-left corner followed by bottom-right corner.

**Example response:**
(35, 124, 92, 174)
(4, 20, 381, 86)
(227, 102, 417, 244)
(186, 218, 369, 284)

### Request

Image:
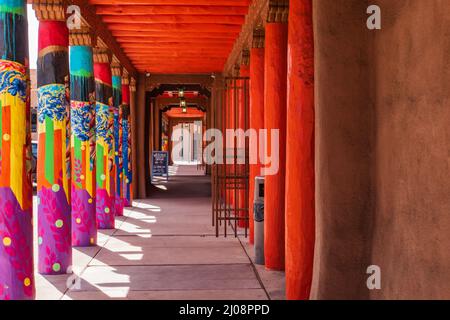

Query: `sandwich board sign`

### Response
(151, 151, 169, 182)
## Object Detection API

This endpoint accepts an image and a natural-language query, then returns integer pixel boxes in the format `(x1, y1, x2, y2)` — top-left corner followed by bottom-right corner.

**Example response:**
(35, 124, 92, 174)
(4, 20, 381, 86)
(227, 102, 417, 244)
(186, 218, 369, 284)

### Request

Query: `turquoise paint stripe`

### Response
(0, 0, 25, 15)
(112, 75, 121, 90)
(69, 46, 93, 77)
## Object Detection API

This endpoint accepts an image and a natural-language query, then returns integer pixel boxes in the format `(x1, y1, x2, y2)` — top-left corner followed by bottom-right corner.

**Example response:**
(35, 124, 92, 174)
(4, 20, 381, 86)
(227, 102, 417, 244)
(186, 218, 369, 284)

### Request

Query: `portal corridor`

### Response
(1, 0, 448, 302)
(35, 165, 282, 300)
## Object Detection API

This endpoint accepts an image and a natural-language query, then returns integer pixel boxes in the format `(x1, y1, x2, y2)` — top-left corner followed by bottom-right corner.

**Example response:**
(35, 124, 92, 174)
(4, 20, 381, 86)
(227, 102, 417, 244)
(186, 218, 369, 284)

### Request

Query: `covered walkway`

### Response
(0, 0, 448, 301)
(35, 166, 284, 300)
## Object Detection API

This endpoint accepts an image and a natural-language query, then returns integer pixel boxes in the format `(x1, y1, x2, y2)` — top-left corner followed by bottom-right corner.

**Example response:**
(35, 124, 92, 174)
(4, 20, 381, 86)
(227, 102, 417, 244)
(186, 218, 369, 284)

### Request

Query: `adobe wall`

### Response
(312, 0, 450, 299)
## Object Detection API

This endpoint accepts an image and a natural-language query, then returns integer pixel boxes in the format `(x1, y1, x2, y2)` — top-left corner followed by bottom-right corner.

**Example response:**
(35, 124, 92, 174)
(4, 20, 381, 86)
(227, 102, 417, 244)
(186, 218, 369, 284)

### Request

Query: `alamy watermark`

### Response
(367, 5, 381, 30)
(171, 127, 280, 176)
(66, 5, 81, 30)
(366, 265, 381, 290)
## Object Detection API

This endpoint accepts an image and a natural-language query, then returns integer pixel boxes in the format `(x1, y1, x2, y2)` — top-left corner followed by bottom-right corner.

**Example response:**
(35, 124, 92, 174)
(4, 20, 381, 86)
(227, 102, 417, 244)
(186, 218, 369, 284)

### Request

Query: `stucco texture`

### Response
(312, 0, 450, 299)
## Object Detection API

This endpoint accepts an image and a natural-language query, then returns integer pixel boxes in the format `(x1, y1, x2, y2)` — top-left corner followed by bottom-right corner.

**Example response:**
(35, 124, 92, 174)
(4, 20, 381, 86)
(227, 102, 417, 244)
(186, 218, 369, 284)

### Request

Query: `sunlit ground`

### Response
(33, 166, 284, 300)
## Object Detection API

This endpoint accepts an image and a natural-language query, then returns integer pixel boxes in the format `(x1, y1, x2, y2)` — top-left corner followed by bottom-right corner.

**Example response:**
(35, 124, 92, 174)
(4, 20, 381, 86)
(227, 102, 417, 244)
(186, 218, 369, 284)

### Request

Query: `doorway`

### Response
(171, 120, 203, 165)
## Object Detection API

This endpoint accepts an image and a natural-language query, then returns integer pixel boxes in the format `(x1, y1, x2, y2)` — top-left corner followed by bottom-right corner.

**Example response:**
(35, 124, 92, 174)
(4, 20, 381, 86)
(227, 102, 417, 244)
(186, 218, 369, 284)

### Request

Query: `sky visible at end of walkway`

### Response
(27, 4, 38, 70)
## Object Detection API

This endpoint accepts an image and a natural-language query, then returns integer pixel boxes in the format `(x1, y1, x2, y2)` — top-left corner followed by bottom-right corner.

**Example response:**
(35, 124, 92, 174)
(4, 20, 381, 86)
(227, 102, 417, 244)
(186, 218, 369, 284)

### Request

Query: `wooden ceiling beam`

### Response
(102, 14, 245, 25)
(117, 37, 234, 44)
(136, 69, 224, 73)
(112, 31, 238, 39)
(124, 54, 229, 59)
(123, 48, 229, 53)
(96, 5, 248, 15)
(130, 58, 225, 62)
(124, 51, 229, 55)
(127, 54, 228, 59)
(134, 61, 224, 65)
(90, 0, 250, 5)
(121, 43, 233, 49)
(107, 23, 242, 33)
(135, 66, 223, 71)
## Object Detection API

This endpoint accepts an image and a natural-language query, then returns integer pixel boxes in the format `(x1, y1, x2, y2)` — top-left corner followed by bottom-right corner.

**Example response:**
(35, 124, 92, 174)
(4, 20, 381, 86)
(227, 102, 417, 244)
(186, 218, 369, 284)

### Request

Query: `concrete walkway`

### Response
(35, 165, 285, 300)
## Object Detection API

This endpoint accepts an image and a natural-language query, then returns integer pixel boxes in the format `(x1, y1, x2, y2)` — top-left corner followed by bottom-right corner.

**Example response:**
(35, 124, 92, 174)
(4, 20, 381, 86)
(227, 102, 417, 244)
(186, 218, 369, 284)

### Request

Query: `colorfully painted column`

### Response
(35, 4, 71, 275)
(249, 29, 265, 244)
(69, 28, 97, 247)
(285, 0, 315, 300)
(0, 0, 34, 300)
(122, 76, 132, 207)
(94, 49, 115, 229)
(264, 0, 288, 271)
(129, 77, 137, 200)
(111, 65, 123, 216)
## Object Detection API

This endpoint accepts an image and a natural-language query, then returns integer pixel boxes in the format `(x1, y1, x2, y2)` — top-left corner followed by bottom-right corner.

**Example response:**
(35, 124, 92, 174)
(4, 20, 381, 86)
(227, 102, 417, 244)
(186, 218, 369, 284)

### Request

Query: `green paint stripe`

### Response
(74, 137, 82, 188)
(0, 0, 24, 15)
(71, 70, 93, 78)
(0, 5, 25, 16)
(74, 137, 82, 161)
(96, 144, 104, 187)
(45, 117, 55, 185)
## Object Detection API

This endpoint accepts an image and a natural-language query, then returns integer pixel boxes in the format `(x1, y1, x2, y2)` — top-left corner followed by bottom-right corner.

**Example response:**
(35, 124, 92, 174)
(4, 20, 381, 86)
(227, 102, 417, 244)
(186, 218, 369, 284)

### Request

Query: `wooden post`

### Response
(129, 77, 137, 201)
(34, 0, 72, 275)
(249, 28, 265, 244)
(237, 50, 250, 228)
(264, 0, 289, 271)
(69, 25, 97, 247)
(122, 73, 132, 207)
(94, 47, 115, 229)
(0, 0, 35, 299)
(285, 0, 315, 300)
(112, 62, 123, 216)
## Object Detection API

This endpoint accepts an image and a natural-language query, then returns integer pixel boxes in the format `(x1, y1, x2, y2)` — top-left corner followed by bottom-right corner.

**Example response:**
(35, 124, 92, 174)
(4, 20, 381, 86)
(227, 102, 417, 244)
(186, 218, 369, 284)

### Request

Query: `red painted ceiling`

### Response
(89, 0, 250, 74)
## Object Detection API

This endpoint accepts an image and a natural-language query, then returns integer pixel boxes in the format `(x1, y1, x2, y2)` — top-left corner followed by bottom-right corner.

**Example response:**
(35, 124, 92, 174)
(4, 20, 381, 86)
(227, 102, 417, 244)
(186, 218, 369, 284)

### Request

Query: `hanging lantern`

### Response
(180, 97, 187, 108)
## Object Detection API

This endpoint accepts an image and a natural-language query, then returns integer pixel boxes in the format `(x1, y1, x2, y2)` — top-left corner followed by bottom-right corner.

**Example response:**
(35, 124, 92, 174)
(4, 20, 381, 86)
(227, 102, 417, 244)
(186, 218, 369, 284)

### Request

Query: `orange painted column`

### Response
(225, 84, 231, 206)
(249, 30, 265, 244)
(285, 0, 315, 300)
(227, 77, 236, 209)
(264, 4, 289, 271)
(237, 58, 250, 228)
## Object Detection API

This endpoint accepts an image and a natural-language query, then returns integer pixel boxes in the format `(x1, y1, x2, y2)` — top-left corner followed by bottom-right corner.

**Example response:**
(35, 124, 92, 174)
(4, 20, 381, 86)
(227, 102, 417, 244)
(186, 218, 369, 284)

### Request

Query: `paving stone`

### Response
(72, 264, 261, 292)
(63, 289, 268, 300)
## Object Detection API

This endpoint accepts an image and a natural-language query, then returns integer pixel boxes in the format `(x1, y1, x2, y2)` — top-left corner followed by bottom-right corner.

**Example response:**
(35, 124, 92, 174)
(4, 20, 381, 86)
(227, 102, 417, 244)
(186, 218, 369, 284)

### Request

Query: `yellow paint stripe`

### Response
(38, 46, 68, 58)
(10, 95, 26, 208)
(105, 144, 110, 194)
(38, 121, 46, 133)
